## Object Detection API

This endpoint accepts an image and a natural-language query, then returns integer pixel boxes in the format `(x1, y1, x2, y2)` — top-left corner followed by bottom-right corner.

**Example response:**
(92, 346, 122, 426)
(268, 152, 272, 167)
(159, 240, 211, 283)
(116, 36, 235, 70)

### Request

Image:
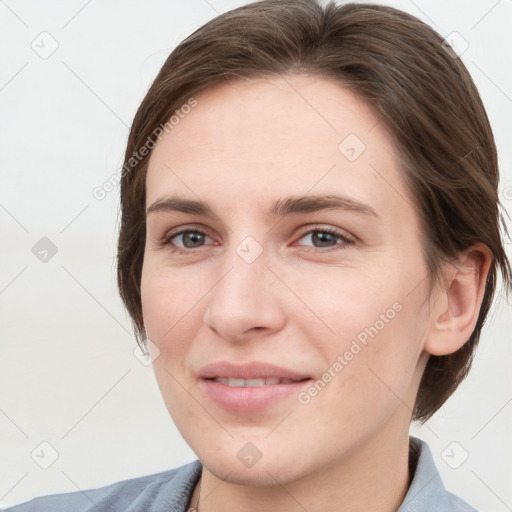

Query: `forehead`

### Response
(146, 73, 410, 222)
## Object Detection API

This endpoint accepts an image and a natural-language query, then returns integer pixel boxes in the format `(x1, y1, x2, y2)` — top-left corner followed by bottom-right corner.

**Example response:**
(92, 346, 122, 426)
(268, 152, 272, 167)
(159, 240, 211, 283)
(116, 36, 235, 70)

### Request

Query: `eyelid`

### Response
(295, 224, 355, 242)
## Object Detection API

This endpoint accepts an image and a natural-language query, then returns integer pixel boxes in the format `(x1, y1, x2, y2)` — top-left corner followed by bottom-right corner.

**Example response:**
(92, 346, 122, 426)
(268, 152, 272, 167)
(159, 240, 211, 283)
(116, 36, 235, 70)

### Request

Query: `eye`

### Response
(158, 225, 355, 255)
(158, 228, 213, 255)
(295, 226, 355, 253)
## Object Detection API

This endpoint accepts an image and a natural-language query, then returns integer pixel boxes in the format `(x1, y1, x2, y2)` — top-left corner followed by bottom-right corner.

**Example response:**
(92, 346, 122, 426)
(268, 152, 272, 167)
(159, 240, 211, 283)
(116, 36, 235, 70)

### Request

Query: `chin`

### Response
(195, 434, 318, 486)
(202, 455, 300, 487)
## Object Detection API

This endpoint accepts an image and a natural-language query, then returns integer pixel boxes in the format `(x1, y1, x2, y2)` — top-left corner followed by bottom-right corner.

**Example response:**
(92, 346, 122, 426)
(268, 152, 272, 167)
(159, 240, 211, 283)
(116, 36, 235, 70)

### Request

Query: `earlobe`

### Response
(424, 243, 493, 357)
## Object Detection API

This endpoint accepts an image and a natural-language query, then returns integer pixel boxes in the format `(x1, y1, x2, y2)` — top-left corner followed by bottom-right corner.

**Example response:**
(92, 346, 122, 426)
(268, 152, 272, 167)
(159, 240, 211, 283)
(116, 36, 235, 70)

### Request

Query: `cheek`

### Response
(140, 272, 170, 344)
(140, 263, 203, 348)
(140, 267, 202, 423)
(311, 265, 427, 398)
(303, 268, 401, 345)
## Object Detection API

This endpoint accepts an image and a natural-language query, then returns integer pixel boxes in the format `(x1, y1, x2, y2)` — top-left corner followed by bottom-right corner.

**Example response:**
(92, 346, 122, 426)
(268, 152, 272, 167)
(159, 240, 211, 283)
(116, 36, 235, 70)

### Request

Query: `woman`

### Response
(6, 0, 510, 510)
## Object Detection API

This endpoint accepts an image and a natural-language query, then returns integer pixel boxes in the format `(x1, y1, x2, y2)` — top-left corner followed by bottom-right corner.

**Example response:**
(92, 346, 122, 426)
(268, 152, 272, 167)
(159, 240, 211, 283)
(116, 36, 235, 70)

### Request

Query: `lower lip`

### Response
(199, 378, 313, 413)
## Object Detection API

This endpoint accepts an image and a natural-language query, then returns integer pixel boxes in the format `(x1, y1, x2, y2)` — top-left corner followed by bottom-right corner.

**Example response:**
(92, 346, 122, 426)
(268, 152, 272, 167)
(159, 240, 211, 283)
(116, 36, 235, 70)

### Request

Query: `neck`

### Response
(193, 424, 414, 512)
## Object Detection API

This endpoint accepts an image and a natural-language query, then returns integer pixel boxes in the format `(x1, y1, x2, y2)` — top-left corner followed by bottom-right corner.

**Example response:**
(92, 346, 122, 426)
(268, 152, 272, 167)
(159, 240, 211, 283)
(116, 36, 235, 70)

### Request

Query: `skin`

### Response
(140, 74, 492, 512)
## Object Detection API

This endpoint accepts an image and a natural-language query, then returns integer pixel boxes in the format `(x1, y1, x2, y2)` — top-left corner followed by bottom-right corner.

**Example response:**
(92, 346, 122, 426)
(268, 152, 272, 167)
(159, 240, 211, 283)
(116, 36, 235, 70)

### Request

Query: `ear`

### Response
(423, 243, 493, 356)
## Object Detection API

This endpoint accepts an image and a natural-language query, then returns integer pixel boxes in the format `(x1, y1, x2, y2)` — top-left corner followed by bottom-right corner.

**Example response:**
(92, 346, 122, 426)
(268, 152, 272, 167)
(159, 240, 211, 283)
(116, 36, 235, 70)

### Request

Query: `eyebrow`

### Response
(146, 194, 380, 221)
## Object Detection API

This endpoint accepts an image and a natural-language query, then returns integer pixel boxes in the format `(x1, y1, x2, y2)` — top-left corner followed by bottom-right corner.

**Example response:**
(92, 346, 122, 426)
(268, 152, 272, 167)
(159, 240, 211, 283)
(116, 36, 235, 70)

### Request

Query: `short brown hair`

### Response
(116, 0, 512, 422)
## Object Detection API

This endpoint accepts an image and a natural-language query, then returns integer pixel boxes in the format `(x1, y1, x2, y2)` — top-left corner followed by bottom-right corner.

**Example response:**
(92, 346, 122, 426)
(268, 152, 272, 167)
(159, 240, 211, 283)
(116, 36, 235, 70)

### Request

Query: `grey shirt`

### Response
(3, 437, 478, 511)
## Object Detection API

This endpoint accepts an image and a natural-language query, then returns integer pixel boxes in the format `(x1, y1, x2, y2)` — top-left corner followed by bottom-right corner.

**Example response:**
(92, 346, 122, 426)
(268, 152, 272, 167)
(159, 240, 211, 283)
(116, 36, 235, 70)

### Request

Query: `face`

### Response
(141, 74, 433, 485)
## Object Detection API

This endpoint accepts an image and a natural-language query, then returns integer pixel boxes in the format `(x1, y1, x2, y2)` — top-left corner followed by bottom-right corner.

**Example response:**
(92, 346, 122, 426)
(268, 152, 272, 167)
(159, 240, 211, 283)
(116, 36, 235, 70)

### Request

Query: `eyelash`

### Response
(158, 225, 355, 255)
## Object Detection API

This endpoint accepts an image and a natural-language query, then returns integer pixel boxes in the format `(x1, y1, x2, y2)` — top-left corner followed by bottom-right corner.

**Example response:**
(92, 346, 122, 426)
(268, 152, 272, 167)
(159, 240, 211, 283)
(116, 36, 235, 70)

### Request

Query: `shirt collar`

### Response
(397, 436, 472, 511)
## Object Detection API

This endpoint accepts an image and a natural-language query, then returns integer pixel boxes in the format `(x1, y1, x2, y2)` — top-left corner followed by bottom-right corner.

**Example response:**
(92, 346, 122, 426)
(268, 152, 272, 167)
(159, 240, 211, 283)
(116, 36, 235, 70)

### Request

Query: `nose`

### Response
(202, 242, 285, 343)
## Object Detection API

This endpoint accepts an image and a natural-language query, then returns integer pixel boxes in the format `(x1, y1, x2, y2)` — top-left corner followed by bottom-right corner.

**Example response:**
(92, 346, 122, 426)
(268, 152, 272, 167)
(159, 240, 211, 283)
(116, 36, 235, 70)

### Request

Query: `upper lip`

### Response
(198, 361, 311, 381)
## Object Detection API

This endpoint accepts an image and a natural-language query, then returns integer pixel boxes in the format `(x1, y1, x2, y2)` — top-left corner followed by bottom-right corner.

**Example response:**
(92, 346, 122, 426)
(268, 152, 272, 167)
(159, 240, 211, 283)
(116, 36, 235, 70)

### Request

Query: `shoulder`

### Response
(398, 437, 479, 512)
(2, 459, 202, 512)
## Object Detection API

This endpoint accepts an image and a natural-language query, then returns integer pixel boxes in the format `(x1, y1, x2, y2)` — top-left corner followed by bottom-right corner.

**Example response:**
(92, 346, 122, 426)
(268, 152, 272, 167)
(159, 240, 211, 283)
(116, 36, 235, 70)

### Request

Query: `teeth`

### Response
(229, 378, 246, 387)
(245, 378, 265, 386)
(211, 377, 297, 386)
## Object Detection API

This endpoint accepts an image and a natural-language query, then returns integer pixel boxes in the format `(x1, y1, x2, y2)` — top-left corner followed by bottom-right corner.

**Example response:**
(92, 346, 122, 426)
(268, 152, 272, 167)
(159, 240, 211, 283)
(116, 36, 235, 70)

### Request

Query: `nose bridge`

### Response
(203, 234, 283, 338)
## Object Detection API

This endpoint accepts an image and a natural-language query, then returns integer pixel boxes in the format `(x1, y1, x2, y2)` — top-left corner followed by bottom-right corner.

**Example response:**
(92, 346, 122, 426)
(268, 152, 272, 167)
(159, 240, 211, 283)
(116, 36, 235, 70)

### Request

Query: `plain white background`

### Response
(0, 0, 511, 510)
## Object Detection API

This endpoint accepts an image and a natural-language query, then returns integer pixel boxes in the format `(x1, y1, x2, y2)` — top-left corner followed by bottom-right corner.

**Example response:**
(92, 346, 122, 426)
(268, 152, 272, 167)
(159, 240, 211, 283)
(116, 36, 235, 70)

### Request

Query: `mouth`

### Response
(197, 360, 313, 412)
(198, 360, 311, 381)
(207, 377, 310, 387)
